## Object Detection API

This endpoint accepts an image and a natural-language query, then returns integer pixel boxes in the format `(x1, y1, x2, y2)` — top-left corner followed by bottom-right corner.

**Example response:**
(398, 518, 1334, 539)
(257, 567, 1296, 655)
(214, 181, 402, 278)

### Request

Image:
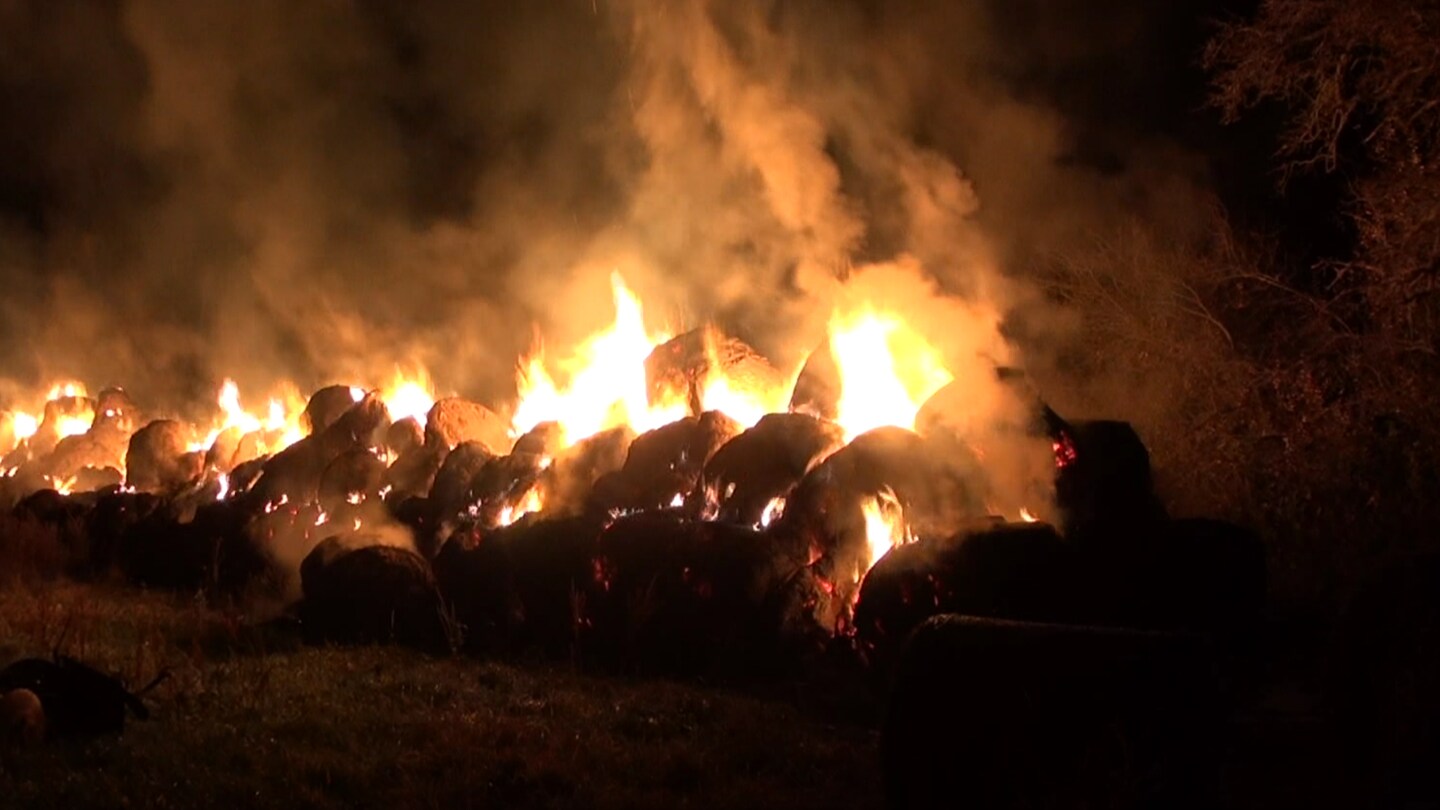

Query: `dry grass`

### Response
(0, 582, 882, 809)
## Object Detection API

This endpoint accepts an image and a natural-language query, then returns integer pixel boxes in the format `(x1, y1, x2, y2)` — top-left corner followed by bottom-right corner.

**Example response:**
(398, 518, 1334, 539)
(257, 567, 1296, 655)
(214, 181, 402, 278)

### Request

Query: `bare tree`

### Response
(1206, 0, 1440, 345)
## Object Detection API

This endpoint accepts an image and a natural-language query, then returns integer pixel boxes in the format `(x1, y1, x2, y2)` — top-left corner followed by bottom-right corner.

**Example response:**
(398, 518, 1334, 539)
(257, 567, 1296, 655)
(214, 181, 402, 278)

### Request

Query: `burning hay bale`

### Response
(125, 420, 202, 494)
(428, 441, 495, 519)
(433, 515, 608, 656)
(384, 443, 447, 500)
(303, 384, 359, 435)
(700, 412, 845, 525)
(600, 412, 742, 514)
(536, 426, 634, 517)
(26, 395, 96, 458)
(880, 614, 1220, 810)
(317, 447, 387, 513)
(583, 513, 798, 676)
(424, 397, 510, 454)
(644, 326, 786, 415)
(299, 535, 450, 651)
(853, 522, 1080, 672)
(465, 451, 546, 527)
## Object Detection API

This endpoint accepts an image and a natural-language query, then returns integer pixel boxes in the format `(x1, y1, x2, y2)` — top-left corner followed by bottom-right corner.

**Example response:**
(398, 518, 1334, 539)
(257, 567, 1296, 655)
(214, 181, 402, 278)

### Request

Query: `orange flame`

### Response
(859, 487, 910, 581)
(828, 307, 953, 442)
(511, 272, 687, 446)
(378, 369, 437, 427)
(498, 486, 544, 527)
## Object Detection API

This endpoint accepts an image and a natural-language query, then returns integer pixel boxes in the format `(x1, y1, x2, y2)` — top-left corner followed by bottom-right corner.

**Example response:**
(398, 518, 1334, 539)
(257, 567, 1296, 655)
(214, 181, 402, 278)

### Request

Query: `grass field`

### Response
(0, 581, 884, 809)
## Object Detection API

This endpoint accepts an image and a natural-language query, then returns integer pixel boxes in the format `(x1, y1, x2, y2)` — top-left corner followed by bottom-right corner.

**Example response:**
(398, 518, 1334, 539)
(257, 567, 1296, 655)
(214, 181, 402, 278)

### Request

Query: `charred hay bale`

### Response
(125, 420, 201, 494)
(465, 452, 545, 527)
(428, 441, 495, 518)
(433, 528, 521, 653)
(853, 522, 1080, 673)
(609, 412, 741, 513)
(585, 514, 797, 676)
(117, 499, 270, 595)
(881, 614, 1220, 810)
(0, 656, 150, 739)
(1055, 420, 1166, 544)
(83, 490, 164, 575)
(384, 417, 424, 457)
(1332, 551, 1440, 806)
(788, 340, 840, 421)
(303, 385, 359, 435)
(701, 412, 845, 525)
(248, 438, 324, 507)
(644, 326, 785, 415)
(318, 448, 387, 513)
(385, 444, 447, 500)
(535, 426, 634, 517)
(390, 496, 442, 559)
(299, 536, 449, 651)
(72, 466, 122, 492)
(425, 398, 509, 454)
(435, 515, 610, 657)
(316, 393, 390, 457)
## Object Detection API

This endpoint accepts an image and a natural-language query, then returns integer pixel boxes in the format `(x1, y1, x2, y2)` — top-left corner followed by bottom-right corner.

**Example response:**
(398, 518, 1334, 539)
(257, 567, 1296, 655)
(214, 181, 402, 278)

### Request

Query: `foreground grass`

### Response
(0, 582, 882, 809)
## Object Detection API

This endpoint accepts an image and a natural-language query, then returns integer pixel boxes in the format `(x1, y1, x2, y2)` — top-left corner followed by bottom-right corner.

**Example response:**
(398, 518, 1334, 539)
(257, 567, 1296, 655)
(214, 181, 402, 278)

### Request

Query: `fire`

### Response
(828, 307, 954, 442)
(378, 370, 436, 427)
(760, 496, 785, 527)
(859, 487, 910, 580)
(1019, 507, 1038, 523)
(498, 486, 544, 527)
(11, 412, 39, 442)
(511, 272, 687, 446)
(46, 381, 87, 401)
(192, 379, 306, 456)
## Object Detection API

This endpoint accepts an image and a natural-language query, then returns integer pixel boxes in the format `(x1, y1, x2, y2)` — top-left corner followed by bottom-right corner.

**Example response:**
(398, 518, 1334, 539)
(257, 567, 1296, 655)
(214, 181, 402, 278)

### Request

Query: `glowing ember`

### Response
(511, 272, 687, 446)
(669, 492, 685, 508)
(378, 370, 436, 427)
(45, 475, 77, 496)
(759, 496, 785, 527)
(860, 487, 910, 580)
(1019, 507, 1038, 523)
(215, 473, 231, 501)
(829, 307, 954, 442)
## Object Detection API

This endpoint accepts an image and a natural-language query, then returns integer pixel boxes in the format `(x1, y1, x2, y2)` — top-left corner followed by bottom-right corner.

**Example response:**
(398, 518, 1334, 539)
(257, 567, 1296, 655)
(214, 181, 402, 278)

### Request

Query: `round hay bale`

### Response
(303, 384, 360, 435)
(385, 444, 447, 500)
(701, 412, 845, 525)
(299, 537, 449, 651)
(787, 340, 841, 421)
(384, 417, 424, 457)
(0, 688, 46, 745)
(125, 419, 199, 494)
(644, 326, 785, 416)
(318, 448, 387, 513)
(429, 441, 496, 517)
(425, 398, 509, 454)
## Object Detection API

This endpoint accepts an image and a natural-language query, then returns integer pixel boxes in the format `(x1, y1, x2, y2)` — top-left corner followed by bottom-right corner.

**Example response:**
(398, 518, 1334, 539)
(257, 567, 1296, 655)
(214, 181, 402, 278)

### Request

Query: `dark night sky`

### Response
(0, 0, 1307, 415)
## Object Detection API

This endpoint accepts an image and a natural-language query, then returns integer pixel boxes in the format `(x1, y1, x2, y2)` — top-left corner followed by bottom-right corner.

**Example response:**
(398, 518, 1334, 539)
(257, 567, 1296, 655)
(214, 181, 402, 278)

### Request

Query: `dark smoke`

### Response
(0, 0, 1220, 422)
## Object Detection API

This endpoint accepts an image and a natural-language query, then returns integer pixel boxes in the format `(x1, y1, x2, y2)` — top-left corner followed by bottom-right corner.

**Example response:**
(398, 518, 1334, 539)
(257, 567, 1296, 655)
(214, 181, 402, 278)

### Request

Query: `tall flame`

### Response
(828, 307, 953, 442)
(511, 272, 686, 446)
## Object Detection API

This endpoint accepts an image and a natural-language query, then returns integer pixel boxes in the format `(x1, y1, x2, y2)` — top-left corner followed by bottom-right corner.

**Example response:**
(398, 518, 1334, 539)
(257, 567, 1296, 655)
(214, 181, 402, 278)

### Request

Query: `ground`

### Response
(0, 582, 884, 809)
